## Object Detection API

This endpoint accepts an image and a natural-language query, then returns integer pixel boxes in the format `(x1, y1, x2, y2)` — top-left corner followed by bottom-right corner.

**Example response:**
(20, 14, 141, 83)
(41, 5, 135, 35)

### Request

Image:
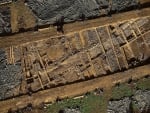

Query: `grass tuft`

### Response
(136, 78, 150, 90)
(111, 84, 134, 100)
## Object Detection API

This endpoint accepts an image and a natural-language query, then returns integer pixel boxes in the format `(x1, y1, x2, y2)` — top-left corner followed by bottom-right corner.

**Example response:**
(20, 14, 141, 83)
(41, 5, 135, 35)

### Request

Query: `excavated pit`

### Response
(0, 16, 149, 101)
(0, 0, 149, 112)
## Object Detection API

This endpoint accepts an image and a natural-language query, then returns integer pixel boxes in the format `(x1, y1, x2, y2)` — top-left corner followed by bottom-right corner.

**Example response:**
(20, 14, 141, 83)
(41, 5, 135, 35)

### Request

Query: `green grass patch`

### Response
(47, 78, 150, 113)
(47, 93, 107, 113)
(47, 98, 81, 113)
(131, 101, 140, 113)
(136, 78, 150, 90)
(81, 93, 107, 113)
(111, 84, 134, 100)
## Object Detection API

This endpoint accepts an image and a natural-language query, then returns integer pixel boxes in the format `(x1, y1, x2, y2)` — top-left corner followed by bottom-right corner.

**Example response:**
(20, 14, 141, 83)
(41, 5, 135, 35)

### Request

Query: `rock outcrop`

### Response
(107, 90, 150, 113)
(0, 49, 22, 100)
(108, 97, 131, 113)
(0, 7, 11, 35)
(25, 0, 139, 25)
(133, 90, 150, 112)
(0, 0, 12, 4)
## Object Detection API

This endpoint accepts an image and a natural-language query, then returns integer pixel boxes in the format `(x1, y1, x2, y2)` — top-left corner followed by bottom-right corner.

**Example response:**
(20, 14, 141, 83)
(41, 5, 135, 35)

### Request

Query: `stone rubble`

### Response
(0, 49, 22, 100)
(25, 0, 138, 25)
(107, 90, 150, 113)
(0, 7, 11, 35)
(0, 0, 140, 35)
(133, 90, 150, 112)
(63, 108, 81, 113)
(107, 97, 131, 113)
(0, 0, 12, 4)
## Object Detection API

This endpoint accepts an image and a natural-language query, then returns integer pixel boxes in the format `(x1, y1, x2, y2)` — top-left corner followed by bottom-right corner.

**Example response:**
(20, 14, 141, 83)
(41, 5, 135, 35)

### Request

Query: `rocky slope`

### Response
(0, 7, 11, 35)
(108, 90, 150, 113)
(0, 0, 12, 4)
(0, 49, 22, 100)
(25, 0, 139, 25)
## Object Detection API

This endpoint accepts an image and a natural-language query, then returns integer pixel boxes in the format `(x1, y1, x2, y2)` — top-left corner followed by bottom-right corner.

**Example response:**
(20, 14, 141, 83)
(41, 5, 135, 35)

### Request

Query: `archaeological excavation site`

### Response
(0, 0, 150, 113)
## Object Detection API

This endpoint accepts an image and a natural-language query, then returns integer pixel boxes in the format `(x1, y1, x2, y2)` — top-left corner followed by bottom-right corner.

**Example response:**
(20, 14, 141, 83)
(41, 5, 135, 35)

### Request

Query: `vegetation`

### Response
(111, 84, 134, 100)
(81, 93, 107, 113)
(47, 98, 81, 113)
(131, 101, 140, 113)
(136, 78, 150, 90)
(47, 93, 107, 113)
(47, 78, 150, 113)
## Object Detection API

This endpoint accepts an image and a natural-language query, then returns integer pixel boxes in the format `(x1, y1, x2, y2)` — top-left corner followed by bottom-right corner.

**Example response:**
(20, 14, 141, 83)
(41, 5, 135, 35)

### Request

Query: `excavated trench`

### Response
(0, 0, 150, 113)
(0, 14, 149, 112)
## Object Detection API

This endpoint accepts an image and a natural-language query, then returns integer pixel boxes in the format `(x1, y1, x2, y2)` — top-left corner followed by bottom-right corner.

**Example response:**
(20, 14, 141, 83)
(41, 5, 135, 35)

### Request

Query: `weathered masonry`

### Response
(0, 16, 149, 101)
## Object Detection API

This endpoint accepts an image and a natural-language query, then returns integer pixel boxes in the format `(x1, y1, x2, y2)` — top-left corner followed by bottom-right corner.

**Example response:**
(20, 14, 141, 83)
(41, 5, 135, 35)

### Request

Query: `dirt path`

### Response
(0, 64, 149, 113)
